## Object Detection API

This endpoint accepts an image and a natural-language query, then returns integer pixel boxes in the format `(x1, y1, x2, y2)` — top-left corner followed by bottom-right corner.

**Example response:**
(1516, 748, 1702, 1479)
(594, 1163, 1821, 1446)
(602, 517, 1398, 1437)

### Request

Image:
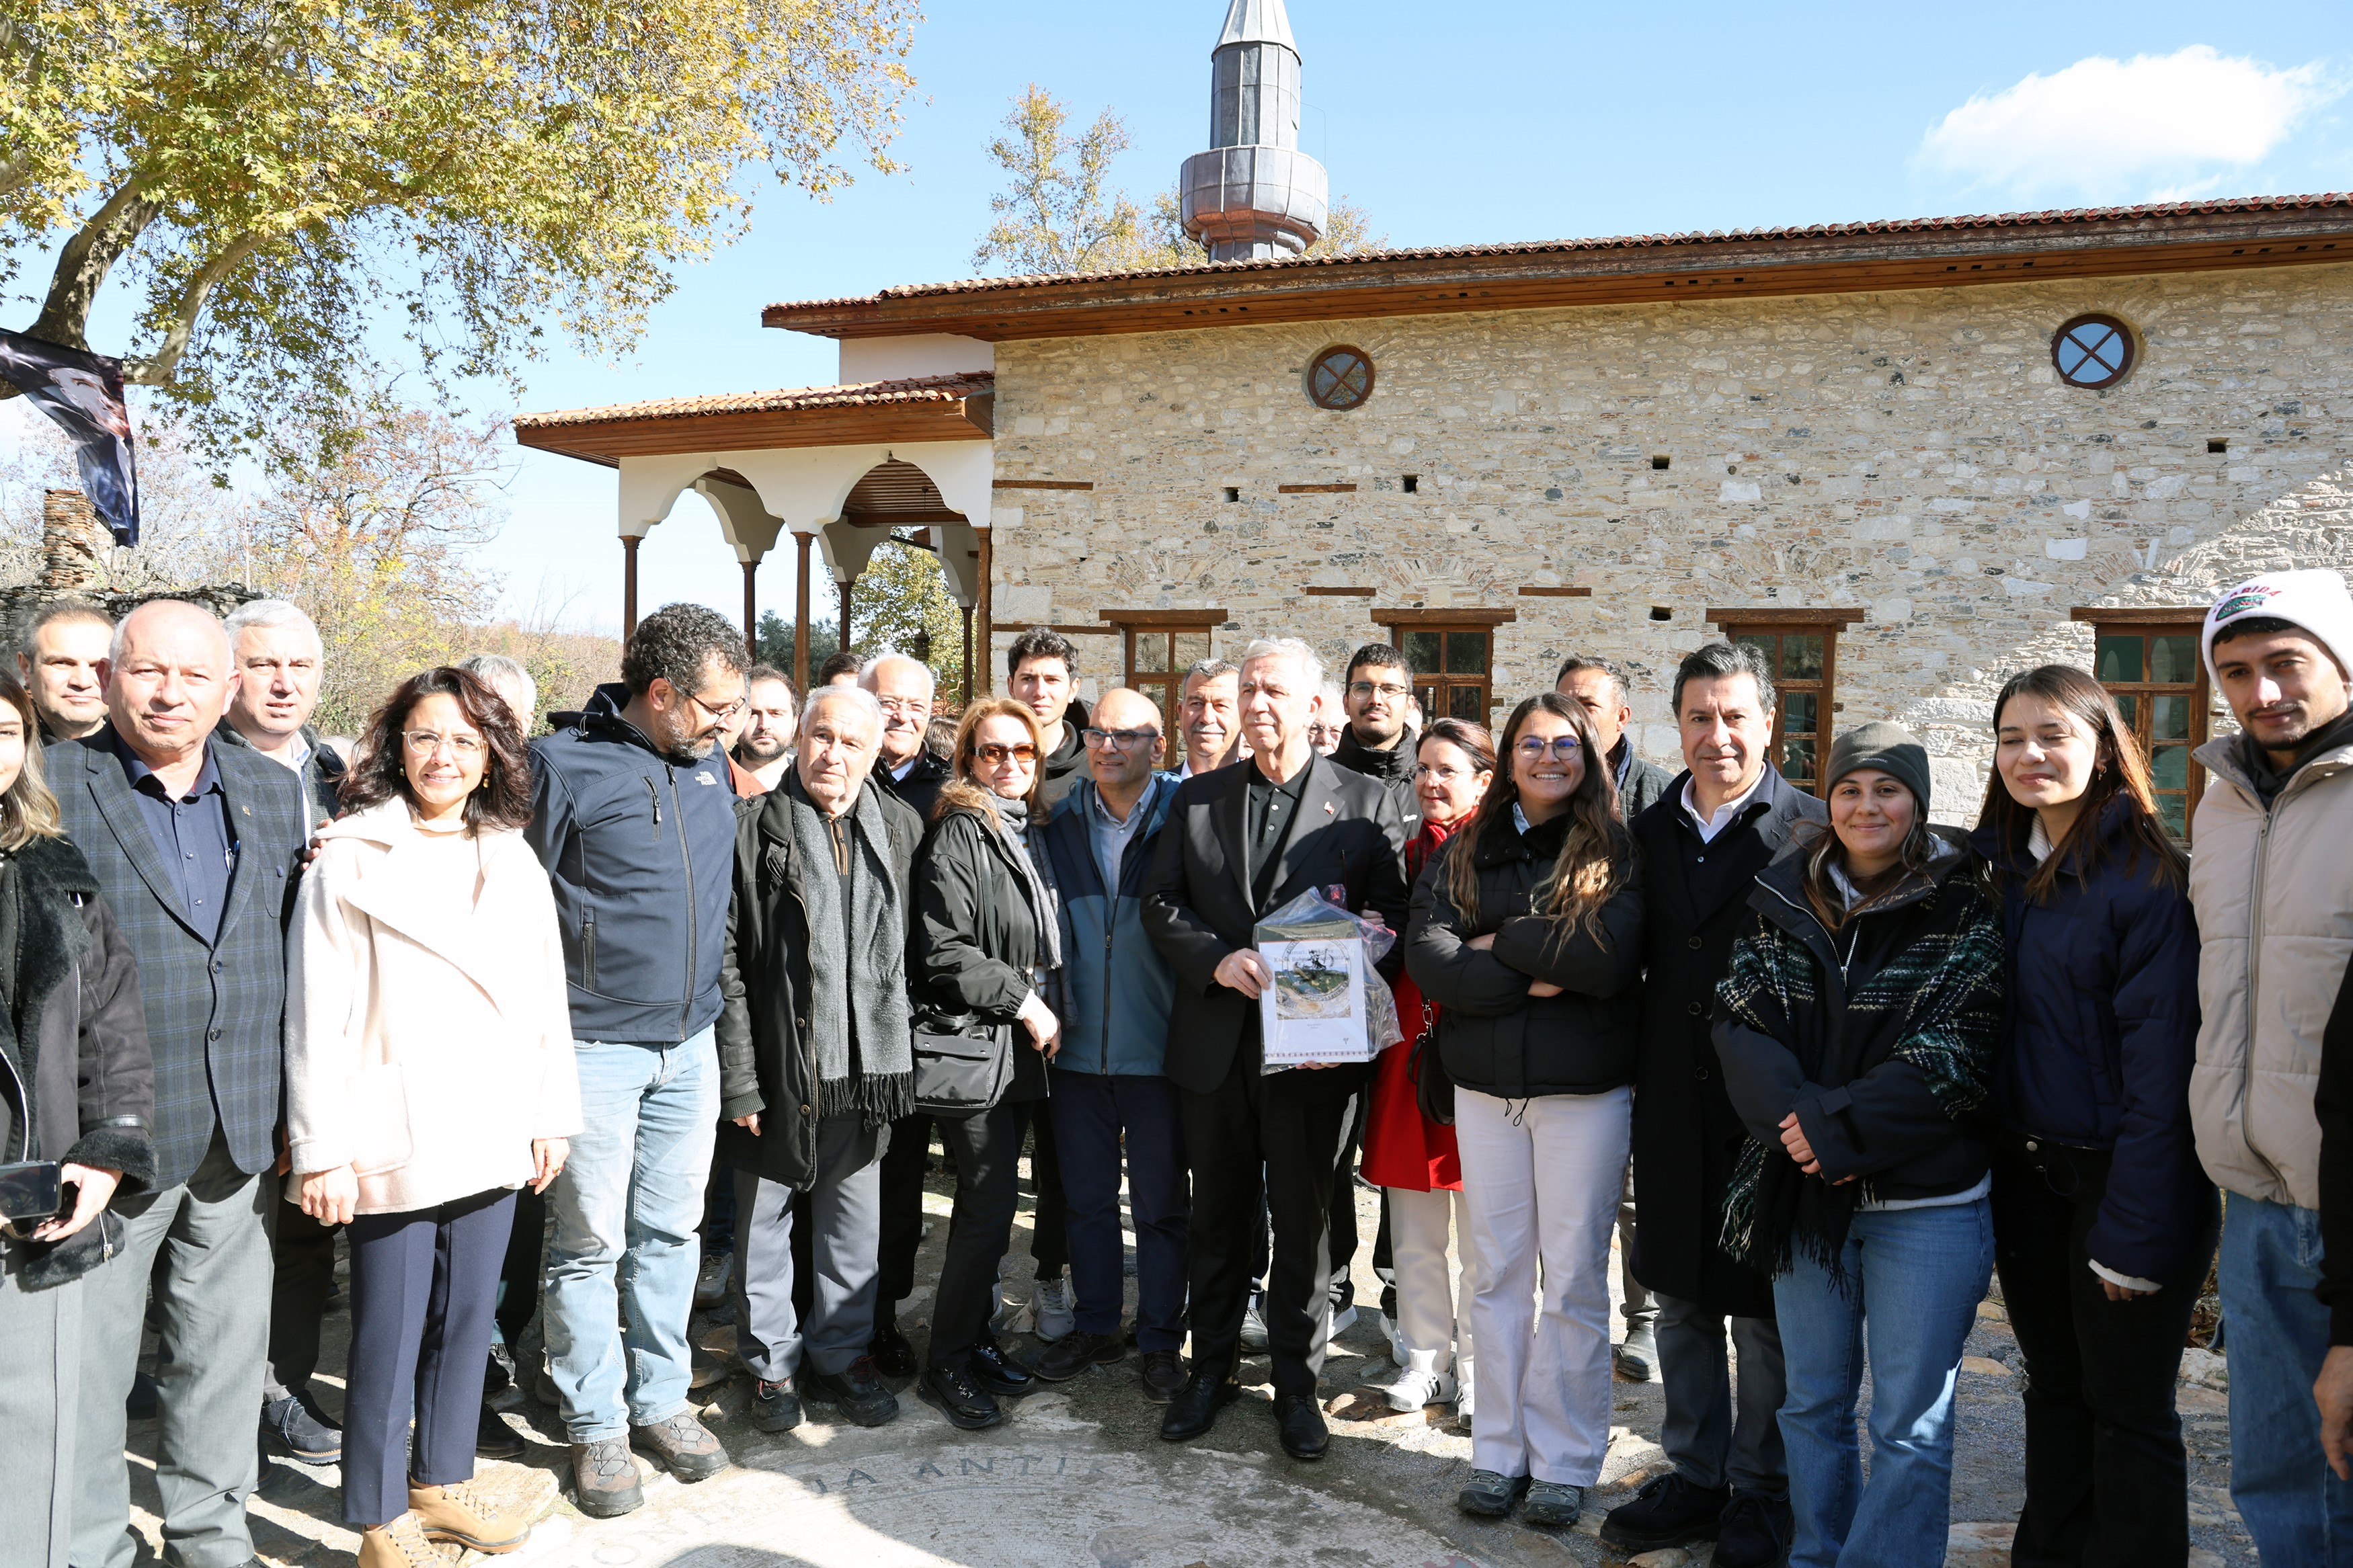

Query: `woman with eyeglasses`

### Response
(1405, 694, 1645, 1528)
(1971, 667, 2210, 1567)
(1714, 723, 2003, 1568)
(908, 696, 1064, 1432)
(286, 668, 579, 1567)
(1363, 717, 1494, 1419)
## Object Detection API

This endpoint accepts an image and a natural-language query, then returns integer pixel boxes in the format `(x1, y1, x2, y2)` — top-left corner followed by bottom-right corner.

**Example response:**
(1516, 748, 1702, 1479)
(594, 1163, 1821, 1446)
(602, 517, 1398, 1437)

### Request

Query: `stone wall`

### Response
(984, 263, 2353, 820)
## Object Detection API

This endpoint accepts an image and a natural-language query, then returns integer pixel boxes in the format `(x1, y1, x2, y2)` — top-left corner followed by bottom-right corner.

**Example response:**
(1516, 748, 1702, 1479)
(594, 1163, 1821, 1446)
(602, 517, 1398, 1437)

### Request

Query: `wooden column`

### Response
(741, 559, 758, 661)
(837, 574, 854, 657)
(622, 534, 641, 639)
(791, 532, 813, 692)
(974, 528, 993, 695)
(959, 604, 974, 706)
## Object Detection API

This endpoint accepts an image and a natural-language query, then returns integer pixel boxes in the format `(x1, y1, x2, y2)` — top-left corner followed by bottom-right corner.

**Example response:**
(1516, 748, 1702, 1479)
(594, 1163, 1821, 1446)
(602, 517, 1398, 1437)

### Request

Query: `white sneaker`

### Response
(1382, 1365, 1458, 1412)
(1328, 1303, 1359, 1336)
(1374, 1311, 1404, 1366)
(1454, 1360, 1476, 1419)
(1033, 1274, 1076, 1344)
(1239, 1290, 1270, 1352)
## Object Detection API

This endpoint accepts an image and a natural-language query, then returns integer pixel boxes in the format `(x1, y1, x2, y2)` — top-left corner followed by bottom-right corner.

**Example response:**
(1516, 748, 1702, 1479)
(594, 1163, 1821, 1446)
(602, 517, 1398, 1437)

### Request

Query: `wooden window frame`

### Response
(2071, 606, 2210, 838)
(1708, 608, 1866, 798)
(1101, 609, 1226, 768)
(1373, 608, 1516, 727)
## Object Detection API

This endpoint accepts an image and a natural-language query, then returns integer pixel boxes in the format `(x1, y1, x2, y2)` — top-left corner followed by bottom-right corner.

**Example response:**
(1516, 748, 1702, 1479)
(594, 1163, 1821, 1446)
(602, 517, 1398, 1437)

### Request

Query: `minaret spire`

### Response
(1179, 0, 1327, 261)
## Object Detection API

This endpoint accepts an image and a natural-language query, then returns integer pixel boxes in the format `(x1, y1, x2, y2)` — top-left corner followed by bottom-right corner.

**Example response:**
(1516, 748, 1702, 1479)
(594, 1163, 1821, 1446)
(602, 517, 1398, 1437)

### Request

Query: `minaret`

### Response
(1179, 0, 1328, 261)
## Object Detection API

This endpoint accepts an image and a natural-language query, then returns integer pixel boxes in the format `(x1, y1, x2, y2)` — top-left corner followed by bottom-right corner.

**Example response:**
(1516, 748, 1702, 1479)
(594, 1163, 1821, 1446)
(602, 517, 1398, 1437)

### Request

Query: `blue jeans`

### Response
(2219, 1193, 2353, 1565)
(543, 1032, 717, 1442)
(1773, 1197, 1994, 1568)
(1051, 1068, 1190, 1350)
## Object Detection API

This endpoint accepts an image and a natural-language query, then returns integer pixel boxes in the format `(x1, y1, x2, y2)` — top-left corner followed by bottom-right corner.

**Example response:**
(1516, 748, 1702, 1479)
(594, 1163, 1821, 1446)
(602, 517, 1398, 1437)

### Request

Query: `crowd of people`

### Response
(7, 567, 2353, 1568)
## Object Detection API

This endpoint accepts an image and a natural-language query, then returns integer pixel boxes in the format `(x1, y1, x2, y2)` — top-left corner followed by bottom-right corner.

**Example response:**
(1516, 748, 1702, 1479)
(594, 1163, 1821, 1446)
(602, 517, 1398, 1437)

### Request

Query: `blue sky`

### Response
(37, 1, 2353, 632)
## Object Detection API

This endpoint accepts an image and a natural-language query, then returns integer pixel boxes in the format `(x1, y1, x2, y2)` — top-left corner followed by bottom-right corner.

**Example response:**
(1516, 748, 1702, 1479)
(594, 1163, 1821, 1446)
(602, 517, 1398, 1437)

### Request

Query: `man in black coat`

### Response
(57, 600, 311, 1568)
(1142, 638, 1410, 1460)
(1599, 641, 1825, 1568)
(716, 684, 922, 1437)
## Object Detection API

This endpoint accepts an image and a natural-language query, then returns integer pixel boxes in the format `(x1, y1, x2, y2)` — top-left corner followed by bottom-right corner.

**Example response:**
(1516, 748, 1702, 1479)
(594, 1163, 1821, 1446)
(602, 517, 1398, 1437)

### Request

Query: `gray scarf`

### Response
(787, 778, 913, 1124)
(990, 796, 1062, 971)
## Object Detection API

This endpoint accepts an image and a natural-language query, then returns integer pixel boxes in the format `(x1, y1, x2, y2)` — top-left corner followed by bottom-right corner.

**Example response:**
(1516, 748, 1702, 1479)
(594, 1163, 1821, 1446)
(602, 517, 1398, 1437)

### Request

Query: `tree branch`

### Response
(121, 230, 266, 386)
(28, 175, 161, 349)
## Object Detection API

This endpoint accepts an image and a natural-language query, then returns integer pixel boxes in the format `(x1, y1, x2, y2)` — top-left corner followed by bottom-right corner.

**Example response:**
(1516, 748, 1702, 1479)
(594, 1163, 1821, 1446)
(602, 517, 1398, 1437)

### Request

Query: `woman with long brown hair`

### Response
(907, 696, 1062, 1432)
(1404, 693, 1644, 1528)
(1972, 664, 2211, 1567)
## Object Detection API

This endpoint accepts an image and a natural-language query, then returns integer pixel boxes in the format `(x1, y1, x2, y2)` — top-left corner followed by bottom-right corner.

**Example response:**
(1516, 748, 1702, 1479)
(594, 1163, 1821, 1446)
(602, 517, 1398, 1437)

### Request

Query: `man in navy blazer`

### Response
(55, 600, 309, 1568)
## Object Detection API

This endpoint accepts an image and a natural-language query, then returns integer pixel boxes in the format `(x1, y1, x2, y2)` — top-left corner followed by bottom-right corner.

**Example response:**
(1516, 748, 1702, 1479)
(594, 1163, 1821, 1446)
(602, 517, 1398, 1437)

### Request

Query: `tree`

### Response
(848, 534, 964, 697)
(754, 608, 840, 675)
(1, 0, 918, 456)
(975, 85, 1387, 278)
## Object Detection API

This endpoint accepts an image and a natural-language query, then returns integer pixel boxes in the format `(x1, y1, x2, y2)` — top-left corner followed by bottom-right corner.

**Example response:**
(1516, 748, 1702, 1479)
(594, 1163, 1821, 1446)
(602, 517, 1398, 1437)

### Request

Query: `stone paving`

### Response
(123, 1163, 2259, 1568)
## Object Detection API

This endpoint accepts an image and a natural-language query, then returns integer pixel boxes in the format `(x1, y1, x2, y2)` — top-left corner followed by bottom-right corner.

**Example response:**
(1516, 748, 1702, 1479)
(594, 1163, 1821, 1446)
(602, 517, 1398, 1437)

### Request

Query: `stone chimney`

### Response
(41, 489, 108, 591)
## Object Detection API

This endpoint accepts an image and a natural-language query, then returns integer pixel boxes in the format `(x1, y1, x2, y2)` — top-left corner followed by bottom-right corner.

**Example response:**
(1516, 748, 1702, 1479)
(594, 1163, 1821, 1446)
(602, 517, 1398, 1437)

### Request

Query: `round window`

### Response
(1306, 345, 1375, 411)
(2051, 314, 2135, 389)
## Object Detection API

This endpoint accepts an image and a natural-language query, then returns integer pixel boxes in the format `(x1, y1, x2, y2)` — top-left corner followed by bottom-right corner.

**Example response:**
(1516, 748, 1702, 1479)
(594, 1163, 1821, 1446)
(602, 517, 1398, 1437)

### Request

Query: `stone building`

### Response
(516, 0, 2353, 827)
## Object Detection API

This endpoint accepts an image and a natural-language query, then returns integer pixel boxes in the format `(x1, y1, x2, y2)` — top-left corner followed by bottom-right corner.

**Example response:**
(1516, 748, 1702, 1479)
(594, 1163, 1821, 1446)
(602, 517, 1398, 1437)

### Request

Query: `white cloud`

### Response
(1916, 46, 2342, 200)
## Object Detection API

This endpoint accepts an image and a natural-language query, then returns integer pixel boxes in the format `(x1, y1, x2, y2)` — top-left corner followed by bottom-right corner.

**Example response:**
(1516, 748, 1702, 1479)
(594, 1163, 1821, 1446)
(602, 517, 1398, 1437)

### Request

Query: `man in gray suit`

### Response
(57, 600, 309, 1568)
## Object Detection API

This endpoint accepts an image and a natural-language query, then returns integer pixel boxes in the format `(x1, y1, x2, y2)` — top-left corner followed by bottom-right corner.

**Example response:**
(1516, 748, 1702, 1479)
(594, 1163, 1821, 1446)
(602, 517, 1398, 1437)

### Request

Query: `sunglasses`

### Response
(975, 742, 1039, 765)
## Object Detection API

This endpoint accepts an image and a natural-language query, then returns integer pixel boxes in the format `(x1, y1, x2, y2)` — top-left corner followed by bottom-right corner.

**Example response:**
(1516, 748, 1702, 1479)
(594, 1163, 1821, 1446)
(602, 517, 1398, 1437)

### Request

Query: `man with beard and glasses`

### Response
(526, 603, 748, 1518)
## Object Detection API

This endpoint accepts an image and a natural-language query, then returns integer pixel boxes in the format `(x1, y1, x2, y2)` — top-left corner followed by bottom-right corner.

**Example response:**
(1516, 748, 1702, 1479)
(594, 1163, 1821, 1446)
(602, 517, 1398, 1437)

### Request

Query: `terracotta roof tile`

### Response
(766, 192, 2353, 312)
(512, 372, 994, 430)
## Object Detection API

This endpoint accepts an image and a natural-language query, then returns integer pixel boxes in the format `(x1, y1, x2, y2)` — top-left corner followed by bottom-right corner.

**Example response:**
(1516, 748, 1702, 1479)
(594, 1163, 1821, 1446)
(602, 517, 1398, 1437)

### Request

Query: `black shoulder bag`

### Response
(1407, 999, 1454, 1126)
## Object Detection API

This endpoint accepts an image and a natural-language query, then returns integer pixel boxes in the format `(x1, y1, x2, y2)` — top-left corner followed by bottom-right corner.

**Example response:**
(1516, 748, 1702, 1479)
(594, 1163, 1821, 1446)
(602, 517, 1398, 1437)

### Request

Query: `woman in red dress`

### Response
(1364, 716, 1496, 1413)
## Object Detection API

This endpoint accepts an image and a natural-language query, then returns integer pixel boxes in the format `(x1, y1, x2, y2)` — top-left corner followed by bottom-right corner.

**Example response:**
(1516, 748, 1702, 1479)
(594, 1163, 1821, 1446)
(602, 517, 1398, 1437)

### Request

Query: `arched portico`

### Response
(513, 375, 995, 691)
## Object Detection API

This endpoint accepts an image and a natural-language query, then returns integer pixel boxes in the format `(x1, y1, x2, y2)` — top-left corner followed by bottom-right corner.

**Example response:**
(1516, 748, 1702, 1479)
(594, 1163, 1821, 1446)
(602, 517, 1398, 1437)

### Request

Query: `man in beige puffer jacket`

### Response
(2188, 569, 2353, 1559)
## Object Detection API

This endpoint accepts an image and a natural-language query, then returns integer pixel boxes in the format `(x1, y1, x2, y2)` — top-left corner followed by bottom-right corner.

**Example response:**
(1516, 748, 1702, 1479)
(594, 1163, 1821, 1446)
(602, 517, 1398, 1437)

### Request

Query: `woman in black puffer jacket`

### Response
(908, 697, 1062, 1435)
(1405, 692, 1644, 1530)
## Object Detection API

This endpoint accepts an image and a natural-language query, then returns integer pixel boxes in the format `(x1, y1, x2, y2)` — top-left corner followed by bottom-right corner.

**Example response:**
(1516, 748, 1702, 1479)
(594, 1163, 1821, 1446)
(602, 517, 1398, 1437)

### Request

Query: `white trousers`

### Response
(1455, 1084, 1631, 1485)
(1385, 1184, 1475, 1373)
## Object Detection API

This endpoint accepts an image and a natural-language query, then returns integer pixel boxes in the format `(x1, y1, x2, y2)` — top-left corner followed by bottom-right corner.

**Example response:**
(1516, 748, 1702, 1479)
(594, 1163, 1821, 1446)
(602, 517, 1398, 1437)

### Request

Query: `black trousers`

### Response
(265, 1201, 341, 1403)
(1246, 1086, 1365, 1310)
(928, 1101, 1027, 1370)
(344, 1189, 516, 1528)
(875, 1112, 935, 1321)
(1183, 1050, 1367, 1398)
(1025, 1099, 1070, 1276)
(493, 1185, 545, 1347)
(1991, 1135, 2221, 1568)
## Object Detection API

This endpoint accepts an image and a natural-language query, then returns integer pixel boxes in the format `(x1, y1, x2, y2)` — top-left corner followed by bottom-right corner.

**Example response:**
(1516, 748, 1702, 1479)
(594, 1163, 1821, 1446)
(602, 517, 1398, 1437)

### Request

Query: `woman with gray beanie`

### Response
(1711, 721, 2006, 1568)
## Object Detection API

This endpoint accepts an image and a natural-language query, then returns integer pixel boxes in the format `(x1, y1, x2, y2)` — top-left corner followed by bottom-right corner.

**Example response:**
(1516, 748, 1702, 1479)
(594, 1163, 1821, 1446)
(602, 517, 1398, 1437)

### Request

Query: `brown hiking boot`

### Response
(409, 1479, 531, 1553)
(629, 1410, 731, 1482)
(568, 1438, 645, 1519)
(356, 1513, 438, 1568)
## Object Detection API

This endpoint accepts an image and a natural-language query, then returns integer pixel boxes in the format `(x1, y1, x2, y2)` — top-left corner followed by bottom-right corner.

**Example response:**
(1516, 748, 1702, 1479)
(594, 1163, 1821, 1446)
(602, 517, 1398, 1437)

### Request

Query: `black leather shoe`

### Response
(1600, 1471, 1732, 1551)
(1158, 1368, 1240, 1442)
(1138, 1350, 1188, 1403)
(476, 1405, 526, 1458)
(1714, 1491, 1794, 1568)
(1273, 1393, 1328, 1461)
(750, 1378, 804, 1434)
(918, 1363, 1004, 1431)
(967, 1340, 1035, 1397)
(802, 1357, 900, 1428)
(869, 1321, 918, 1381)
(1031, 1329, 1125, 1383)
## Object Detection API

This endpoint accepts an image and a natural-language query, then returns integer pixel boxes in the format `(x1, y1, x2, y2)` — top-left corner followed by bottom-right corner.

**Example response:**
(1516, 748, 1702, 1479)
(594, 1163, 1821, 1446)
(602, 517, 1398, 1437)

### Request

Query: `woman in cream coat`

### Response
(288, 667, 580, 1568)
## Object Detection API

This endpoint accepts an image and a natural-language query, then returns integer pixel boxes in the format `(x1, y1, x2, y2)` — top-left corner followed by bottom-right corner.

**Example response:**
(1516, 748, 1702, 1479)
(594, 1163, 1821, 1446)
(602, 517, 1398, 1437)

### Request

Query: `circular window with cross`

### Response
(2051, 314, 2135, 390)
(1306, 345, 1375, 411)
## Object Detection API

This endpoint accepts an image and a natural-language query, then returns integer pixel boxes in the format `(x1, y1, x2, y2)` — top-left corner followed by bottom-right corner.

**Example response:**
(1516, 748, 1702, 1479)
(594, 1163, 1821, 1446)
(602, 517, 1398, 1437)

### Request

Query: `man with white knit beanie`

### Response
(2188, 569, 2353, 1559)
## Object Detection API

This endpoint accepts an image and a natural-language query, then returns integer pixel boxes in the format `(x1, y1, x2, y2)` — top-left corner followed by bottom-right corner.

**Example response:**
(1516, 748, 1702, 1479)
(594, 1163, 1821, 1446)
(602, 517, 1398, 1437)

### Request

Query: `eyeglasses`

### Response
(1348, 681, 1411, 700)
(682, 690, 744, 724)
(403, 731, 485, 757)
(974, 742, 1039, 765)
(875, 697, 927, 716)
(1083, 727, 1162, 749)
(1414, 762, 1488, 782)
(1513, 736, 1583, 762)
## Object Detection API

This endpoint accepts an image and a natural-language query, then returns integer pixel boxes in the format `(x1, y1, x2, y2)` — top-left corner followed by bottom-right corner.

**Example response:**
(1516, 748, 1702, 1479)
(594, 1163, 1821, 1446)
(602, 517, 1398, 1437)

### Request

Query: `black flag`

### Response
(0, 330, 141, 546)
